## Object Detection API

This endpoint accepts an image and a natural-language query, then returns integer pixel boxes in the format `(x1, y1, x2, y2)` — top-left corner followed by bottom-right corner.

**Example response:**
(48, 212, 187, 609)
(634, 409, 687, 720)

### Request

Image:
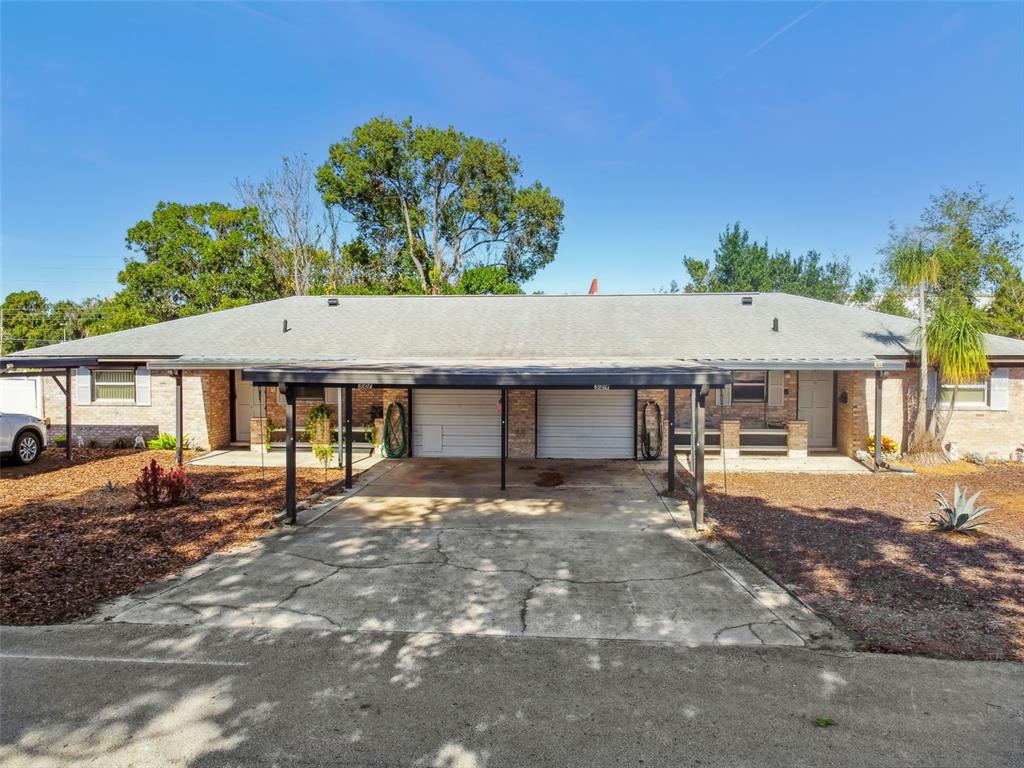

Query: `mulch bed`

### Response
(702, 462, 1024, 661)
(0, 449, 352, 625)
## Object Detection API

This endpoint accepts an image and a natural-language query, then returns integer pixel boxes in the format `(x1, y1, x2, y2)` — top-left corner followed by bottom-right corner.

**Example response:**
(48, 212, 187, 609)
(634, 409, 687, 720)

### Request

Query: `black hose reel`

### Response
(640, 400, 663, 460)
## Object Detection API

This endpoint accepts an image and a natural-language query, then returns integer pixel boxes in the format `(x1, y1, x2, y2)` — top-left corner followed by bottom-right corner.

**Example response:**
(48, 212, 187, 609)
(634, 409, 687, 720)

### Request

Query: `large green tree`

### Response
(878, 185, 1019, 460)
(109, 201, 280, 329)
(1, 291, 60, 354)
(917, 185, 1021, 305)
(683, 223, 875, 303)
(316, 117, 564, 294)
(987, 263, 1024, 339)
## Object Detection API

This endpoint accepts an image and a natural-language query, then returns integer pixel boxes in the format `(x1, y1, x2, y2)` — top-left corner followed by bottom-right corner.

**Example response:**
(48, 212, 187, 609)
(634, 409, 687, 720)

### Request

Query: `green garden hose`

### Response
(382, 402, 408, 458)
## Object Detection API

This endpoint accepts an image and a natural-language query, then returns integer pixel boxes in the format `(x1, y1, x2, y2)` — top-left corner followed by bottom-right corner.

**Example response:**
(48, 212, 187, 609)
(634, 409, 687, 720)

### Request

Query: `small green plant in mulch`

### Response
(147, 432, 176, 450)
(813, 717, 835, 728)
(931, 483, 993, 533)
(263, 416, 276, 452)
(110, 436, 133, 449)
(313, 442, 336, 480)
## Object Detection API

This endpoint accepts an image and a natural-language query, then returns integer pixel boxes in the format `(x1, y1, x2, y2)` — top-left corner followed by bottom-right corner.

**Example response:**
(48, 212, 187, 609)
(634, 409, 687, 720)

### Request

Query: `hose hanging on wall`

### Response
(640, 400, 663, 460)
(382, 402, 408, 458)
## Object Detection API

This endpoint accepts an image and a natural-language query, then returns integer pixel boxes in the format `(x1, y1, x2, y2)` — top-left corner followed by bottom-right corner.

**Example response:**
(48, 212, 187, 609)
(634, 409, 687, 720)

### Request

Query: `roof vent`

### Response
(741, 296, 753, 306)
(327, 297, 339, 307)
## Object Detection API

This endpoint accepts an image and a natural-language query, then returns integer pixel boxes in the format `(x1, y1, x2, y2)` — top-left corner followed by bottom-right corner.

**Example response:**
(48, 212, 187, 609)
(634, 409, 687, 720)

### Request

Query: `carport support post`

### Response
(64, 367, 72, 461)
(342, 387, 350, 473)
(174, 370, 183, 466)
(690, 392, 697, 471)
(500, 388, 507, 491)
(344, 385, 353, 489)
(874, 370, 883, 469)
(667, 388, 676, 493)
(283, 384, 297, 524)
(694, 386, 707, 530)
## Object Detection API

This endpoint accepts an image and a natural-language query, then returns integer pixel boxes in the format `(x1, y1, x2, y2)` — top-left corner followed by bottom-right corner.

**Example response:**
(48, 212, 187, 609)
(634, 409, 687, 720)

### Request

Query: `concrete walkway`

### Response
(93, 459, 843, 649)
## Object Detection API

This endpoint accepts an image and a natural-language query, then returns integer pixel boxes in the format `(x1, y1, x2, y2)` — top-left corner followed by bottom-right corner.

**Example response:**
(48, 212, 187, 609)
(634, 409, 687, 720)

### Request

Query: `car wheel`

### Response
(15, 431, 40, 465)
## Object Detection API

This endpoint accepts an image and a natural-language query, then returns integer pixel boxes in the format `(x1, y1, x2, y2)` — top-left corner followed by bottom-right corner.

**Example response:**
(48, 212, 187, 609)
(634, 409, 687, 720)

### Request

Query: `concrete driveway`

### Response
(97, 459, 840, 648)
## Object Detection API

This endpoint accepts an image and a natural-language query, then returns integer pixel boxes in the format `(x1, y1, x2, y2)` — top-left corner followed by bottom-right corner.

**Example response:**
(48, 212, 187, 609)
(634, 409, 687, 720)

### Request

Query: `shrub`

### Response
(264, 417, 276, 452)
(132, 458, 193, 508)
(313, 442, 336, 478)
(164, 465, 193, 504)
(305, 404, 334, 444)
(931, 484, 993, 533)
(111, 436, 132, 449)
(146, 433, 192, 450)
(134, 459, 166, 508)
(866, 435, 900, 457)
(55, 436, 67, 446)
(85, 438, 101, 449)
(964, 451, 987, 466)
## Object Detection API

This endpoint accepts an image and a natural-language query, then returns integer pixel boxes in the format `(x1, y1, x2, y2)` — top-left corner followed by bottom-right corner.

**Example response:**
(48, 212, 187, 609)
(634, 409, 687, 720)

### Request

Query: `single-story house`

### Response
(4, 292, 1023, 523)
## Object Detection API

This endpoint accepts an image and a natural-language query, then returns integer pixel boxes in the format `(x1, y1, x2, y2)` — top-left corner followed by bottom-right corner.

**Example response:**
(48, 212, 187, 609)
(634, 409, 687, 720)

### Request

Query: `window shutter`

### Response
(719, 383, 732, 407)
(989, 368, 1009, 411)
(927, 369, 937, 409)
(767, 370, 784, 407)
(135, 367, 151, 406)
(75, 368, 92, 405)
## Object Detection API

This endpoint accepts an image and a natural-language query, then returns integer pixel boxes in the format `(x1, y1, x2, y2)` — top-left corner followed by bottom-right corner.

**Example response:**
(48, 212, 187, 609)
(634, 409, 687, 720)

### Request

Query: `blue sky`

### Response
(2, 1, 1022, 301)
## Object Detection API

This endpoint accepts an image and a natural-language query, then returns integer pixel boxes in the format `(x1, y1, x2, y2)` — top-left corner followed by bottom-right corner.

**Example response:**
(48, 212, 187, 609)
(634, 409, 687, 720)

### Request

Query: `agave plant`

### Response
(931, 484, 993, 532)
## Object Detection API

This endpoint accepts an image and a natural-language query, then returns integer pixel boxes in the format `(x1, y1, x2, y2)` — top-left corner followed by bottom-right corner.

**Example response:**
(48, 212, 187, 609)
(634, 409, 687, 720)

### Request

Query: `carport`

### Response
(242, 359, 730, 527)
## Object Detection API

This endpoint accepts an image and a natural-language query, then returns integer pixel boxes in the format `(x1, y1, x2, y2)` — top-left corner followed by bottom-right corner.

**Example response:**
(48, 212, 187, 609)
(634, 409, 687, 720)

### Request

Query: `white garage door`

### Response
(537, 389, 634, 459)
(0, 377, 43, 417)
(412, 389, 501, 458)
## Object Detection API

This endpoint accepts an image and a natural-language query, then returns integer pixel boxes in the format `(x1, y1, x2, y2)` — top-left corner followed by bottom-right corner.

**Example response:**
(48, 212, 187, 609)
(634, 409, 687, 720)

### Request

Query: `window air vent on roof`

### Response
(327, 297, 339, 307)
(741, 296, 753, 306)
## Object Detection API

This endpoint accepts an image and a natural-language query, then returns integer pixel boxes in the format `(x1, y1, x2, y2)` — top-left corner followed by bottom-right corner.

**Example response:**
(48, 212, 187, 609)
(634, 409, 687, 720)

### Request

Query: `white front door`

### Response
(233, 370, 259, 442)
(798, 371, 834, 448)
(411, 389, 501, 457)
(537, 389, 634, 459)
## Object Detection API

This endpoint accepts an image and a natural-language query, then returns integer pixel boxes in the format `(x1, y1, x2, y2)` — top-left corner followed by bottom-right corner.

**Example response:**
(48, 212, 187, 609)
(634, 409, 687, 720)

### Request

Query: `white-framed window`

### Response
(731, 371, 767, 402)
(939, 379, 988, 408)
(93, 369, 136, 402)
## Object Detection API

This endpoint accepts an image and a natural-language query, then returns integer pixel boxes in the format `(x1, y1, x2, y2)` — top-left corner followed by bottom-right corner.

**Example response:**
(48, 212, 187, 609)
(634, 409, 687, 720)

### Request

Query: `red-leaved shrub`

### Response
(164, 465, 193, 504)
(134, 459, 165, 507)
(133, 459, 193, 508)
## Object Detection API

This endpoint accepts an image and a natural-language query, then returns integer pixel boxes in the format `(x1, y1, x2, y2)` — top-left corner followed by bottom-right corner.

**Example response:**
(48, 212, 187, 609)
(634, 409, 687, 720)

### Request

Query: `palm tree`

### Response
(883, 238, 940, 455)
(927, 296, 989, 447)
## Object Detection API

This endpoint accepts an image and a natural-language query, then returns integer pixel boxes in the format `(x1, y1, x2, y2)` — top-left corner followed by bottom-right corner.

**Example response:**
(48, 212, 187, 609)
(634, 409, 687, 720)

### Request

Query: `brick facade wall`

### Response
(932, 367, 1024, 459)
(261, 386, 378, 429)
(43, 370, 231, 450)
(507, 389, 536, 459)
(834, 368, 1024, 460)
(674, 371, 798, 428)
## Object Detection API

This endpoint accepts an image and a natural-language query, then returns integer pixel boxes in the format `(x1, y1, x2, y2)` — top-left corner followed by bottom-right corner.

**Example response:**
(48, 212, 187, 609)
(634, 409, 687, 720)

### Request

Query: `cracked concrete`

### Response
(96, 458, 846, 648)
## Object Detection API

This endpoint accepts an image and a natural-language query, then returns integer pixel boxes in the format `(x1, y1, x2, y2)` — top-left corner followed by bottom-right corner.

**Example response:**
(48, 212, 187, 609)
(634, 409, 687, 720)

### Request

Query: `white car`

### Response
(0, 412, 47, 465)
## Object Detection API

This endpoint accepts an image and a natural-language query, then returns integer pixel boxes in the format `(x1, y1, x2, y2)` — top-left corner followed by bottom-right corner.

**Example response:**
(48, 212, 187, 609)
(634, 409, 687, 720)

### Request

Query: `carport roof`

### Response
(237, 358, 732, 388)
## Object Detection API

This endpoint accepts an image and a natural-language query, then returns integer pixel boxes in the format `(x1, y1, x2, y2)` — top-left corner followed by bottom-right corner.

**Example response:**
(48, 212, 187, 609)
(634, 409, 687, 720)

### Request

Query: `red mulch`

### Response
(703, 462, 1024, 661)
(0, 449, 350, 625)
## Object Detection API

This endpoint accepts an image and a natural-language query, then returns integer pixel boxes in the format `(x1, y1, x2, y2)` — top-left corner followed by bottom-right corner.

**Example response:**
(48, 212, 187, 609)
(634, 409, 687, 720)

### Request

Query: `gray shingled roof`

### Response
(6, 292, 1024, 367)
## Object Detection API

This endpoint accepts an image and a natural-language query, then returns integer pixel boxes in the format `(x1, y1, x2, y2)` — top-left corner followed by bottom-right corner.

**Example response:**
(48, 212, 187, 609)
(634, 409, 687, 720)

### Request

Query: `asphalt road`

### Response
(1, 623, 1021, 768)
